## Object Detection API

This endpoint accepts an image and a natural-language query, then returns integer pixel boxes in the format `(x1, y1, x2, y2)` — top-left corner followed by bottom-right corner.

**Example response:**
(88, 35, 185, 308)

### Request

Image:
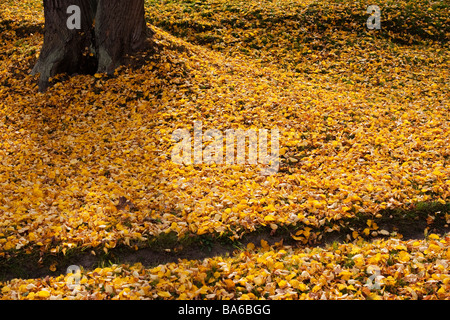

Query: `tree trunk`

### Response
(32, 0, 96, 91)
(33, 0, 150, 92)
(95, 0, 149, 75)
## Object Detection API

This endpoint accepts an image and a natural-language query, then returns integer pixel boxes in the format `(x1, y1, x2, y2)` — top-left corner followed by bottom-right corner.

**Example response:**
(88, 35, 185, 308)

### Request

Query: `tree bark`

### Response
(95, 0, 149, 75)
(33, 0, 150, 91)
(32, 0, 96, 91)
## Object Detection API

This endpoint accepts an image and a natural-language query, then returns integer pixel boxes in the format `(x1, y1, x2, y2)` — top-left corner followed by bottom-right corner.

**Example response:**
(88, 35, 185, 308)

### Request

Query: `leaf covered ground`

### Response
(2, 236, 450, 300)
(0, 0, 449, 299)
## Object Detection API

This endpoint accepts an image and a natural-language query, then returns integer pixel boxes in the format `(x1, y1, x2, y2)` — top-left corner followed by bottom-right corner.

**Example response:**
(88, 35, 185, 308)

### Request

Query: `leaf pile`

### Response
(0, 0, 449, 299)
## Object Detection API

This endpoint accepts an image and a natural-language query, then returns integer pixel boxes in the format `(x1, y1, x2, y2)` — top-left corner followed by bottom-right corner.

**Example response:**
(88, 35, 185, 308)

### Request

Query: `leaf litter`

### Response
(0, 0, 449, 299)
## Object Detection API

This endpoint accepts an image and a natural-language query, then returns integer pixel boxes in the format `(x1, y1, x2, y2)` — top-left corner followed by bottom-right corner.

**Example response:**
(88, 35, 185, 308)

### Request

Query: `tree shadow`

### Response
(0, 20, 44, 38)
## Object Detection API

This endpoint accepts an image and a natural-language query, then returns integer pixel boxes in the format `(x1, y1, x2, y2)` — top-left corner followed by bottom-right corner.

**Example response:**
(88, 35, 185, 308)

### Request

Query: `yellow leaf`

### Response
(437, 286, 446, 297)
(254, 276, 265, 286)
(297, 283, 308, 291)
(32, 185, 43, 198)
(291, 235, 304, 241)
(1, 286, 11, 294)
(3, 241, 14, 251)
(157, 291, 171, 298)
(28, 232, 36, 241)
(37, 290, 50, 298)
(352, 255, 365, 268)
(339, 270, 353, 280)
(303, 227, 311, 238)
(312, 285, 322, 292)
(223, 279, 235, 290)
(264, 215, 276, 222)
(260, 239, 269, 250)
(398, 251, 410, 263)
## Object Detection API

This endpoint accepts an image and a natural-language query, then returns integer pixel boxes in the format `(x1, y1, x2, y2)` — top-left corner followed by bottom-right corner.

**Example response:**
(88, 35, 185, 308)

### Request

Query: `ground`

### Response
(0, 0, 449, 300)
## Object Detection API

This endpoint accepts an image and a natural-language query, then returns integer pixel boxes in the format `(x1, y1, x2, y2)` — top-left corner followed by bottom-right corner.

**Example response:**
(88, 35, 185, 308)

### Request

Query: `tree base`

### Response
(33, 0, 151, 92)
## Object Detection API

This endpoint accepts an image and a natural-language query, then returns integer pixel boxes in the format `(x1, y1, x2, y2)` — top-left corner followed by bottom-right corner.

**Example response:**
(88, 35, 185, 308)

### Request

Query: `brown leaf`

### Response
(115, 196, 137, 211)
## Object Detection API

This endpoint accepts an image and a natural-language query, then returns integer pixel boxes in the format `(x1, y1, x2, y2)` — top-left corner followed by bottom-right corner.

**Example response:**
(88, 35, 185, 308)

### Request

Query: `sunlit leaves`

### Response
(1, 235, 449, 300)
(0, 0, 448, 300)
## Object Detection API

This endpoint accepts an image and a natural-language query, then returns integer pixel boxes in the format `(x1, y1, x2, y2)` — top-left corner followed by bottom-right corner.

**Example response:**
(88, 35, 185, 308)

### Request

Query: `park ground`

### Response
(0, 0, 449, 299)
